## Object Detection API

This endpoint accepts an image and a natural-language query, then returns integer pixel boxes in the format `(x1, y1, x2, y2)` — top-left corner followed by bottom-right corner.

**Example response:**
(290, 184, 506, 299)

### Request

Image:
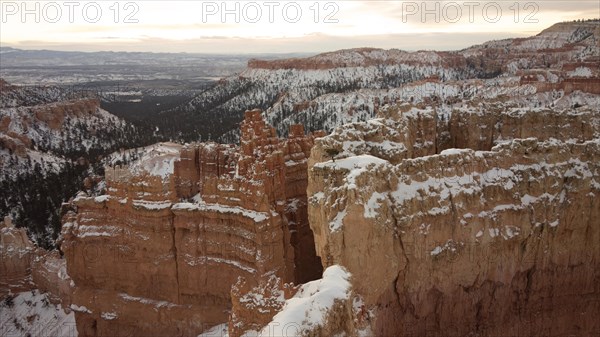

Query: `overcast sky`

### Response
(1, 0, 598, 53)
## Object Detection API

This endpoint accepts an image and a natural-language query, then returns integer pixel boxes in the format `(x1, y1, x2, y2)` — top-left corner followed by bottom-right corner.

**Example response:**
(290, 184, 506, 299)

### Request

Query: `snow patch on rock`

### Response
(257, 265, 351, 337)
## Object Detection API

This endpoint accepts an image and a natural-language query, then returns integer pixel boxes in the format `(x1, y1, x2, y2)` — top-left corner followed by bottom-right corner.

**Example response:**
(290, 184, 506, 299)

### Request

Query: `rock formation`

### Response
(306, 100, 600, 336)
(1, 215, 73, 308)
(0, 216, 35, 296)
(256, 265, 371, 337)
(60, 110, 323, 337)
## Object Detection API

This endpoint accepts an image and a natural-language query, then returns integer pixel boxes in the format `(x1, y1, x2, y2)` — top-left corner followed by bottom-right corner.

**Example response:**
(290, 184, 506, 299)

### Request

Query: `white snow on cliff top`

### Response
(128, 142, 182, 179)
(315, 154, 389, 170)
(315, 155, 390, 191)
(257, 265, 351, 337)
(198, 265, 351, 337)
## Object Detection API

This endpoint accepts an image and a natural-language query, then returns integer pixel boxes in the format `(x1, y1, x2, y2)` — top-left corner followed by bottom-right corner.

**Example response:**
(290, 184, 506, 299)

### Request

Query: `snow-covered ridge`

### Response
(257, 265, 352, 336)
(1, 79, 147, 247)
(126, 142, 182, 179)
(153, 21, 600, 143)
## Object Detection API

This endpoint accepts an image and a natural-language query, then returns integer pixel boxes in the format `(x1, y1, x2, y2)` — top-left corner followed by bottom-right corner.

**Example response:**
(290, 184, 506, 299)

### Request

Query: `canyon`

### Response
(1, 20, 599, 337)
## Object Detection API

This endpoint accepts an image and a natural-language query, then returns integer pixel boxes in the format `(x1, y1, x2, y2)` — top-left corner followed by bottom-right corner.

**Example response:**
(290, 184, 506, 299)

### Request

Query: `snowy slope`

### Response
(0, 81, 150, 247)
(0, 290, 77, 337)
(147, 21, 600, 143)
(256, 265, 353, 336)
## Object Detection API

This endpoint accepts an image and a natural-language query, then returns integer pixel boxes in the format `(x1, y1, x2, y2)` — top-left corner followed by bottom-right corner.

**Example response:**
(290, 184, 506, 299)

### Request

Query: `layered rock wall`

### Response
(0, 217, 35, 296)
(61, 110, 323, 337)
(308, 102, 600, 336)
(1, 216, 73, 310)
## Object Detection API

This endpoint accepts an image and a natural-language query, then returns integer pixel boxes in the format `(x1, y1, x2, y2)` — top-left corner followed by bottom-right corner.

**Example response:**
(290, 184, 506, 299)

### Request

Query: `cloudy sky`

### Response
(1, 0, 598, 53)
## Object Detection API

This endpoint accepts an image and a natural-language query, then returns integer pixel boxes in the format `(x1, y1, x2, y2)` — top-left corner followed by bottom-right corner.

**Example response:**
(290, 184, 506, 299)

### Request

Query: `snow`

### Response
(430, 240, 462, 257)
(488, 228, 500, 238)
(0, 290, 77, 337)
(257, 265, 351, 337)
(329, 209, 347, 232)
(285, 198, 301, 213)
(567, 67, 592, 78)
(503, 226, 520, 239)
(132, 200, 172, 210)
(184, 254, 257, 274)
(119, 293, 176, 308)
(430, 246, 443, 256)
(198, 323, 229, 337)
(94, 195, 110, 203)
(428, 206, 450, 215)
(364, 192, 386, 218)
(440, 148, 471, 156)
(392, 170, 479, 206)
(315, 155, 390, 190)
(316, 154, 389, 171)
(128, 142, 182, 179)
(70, 304, 92, 314)
(75, 225, 120, 238)
(309, 192, 325, 203)
(101, 312, 118, 320)
(173, 202, 269, 223)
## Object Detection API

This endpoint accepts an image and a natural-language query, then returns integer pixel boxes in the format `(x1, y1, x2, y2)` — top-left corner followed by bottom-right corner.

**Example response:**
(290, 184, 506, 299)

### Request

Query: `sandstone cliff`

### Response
(60, 110, 323, 337)
(0, 215, 76, 336)
(307, 101, 600, 336)
(1, 214, 73, 302)
(0, 217, 35, 296)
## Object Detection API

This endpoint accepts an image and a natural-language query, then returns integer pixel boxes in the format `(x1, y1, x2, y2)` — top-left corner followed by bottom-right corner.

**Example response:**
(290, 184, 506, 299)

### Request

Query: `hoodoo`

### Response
(60, 110, 323, 336)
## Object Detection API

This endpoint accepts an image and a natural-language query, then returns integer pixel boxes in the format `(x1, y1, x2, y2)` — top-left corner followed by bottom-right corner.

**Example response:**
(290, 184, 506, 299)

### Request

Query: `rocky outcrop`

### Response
(1, 215, 74, 311)
(255, 265, 372, 337)
(60, 110, 323, 336)
(0, 217, 35, 296)
(32, 98, 100, 130)
(448, 103, 600, 152)
(229, 274, 288, 336)
(307, 101, 600, 336)
(31, 250, 73, 306)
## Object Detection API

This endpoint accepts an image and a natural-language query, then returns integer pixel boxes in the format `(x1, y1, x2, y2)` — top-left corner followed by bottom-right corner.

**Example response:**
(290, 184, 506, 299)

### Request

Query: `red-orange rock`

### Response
(0, 217, 35, 296)
(61, 111, 323, 337)
(307, 101, 600, 337)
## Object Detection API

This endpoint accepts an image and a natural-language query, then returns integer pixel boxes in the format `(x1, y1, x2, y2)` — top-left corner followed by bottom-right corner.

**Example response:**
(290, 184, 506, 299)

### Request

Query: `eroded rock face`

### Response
(308, 102, 600, 336)
(229, 274, 288, 336)
(255, 265, 372, 337)
(31, 250, 73, 307)
(0, 217, 35, 296)
(0, 216, 73, 309)
(61, 110, 323, 336)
